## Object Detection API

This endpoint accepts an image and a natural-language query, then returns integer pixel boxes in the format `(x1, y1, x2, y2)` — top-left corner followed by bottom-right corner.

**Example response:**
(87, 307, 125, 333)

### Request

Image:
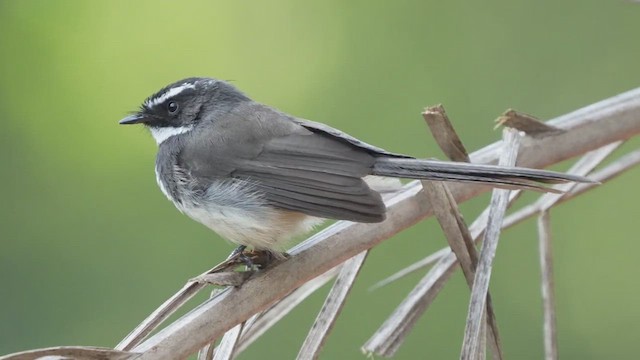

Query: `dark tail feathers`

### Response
(372, 158, 594, 192)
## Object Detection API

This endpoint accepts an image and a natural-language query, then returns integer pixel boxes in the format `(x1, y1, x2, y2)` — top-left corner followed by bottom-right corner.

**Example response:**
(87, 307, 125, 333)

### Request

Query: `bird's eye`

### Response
(167, 101, 179, 114)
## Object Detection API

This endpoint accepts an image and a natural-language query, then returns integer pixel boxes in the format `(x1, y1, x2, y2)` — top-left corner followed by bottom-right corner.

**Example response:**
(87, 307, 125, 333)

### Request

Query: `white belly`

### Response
(164, 174, 323, 250)
(181, 203, 322, 250)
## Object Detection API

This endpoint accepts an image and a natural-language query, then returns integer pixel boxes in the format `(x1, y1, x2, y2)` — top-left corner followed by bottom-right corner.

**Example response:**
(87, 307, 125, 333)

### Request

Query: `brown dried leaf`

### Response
(423, 104, 470, 162)
(495, 109, 564, 137)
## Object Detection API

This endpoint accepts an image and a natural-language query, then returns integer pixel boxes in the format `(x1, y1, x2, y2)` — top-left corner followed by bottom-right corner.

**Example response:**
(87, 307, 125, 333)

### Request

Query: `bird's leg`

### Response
(226, 245, 257, 270)
(227, 245, 247, 260)
(245, 249, 290, 269)
(226, 246, 290, 271)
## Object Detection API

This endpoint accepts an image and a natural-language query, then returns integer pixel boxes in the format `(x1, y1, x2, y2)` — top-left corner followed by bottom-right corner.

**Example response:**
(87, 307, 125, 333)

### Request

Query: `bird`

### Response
(120, 77, 589, 264)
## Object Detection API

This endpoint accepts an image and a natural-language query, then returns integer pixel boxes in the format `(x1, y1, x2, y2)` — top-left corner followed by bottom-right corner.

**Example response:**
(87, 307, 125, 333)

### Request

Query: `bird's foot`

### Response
(227, 245, 247, 260)
(244, 249, 288, 269)
(225, 246, 287, 271)
(226, 245, 257, 270)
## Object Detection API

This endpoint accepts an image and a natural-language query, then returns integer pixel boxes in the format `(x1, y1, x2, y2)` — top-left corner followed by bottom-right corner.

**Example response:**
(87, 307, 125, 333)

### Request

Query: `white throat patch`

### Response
(149, 126, 194, 145)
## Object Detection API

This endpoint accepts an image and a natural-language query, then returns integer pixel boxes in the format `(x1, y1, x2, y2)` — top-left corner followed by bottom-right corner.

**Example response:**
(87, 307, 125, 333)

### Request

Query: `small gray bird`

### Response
(120, 77, 587, 260)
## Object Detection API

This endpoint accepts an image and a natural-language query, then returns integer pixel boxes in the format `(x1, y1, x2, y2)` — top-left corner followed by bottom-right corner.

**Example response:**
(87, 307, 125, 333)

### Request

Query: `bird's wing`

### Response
(239, 130, 388, 222)
(179, 102, 392, 222)
(291, 118, 410, 159)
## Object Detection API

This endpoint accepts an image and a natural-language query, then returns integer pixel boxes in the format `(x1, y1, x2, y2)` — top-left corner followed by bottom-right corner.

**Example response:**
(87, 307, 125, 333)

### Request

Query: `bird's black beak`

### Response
(119, 113, 146, 125)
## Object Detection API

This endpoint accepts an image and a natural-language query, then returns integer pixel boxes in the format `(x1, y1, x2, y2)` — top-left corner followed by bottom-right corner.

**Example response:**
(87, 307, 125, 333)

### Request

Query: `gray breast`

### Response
(155, 139, 298, 248)
(155, 140, 183, 206)
(155, 138, 265, 210)
(158, 162, 316, 249)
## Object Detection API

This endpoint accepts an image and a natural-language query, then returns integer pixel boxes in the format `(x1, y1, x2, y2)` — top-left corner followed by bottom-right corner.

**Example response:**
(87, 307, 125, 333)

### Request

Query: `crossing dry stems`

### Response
(1, 88, 639, 360)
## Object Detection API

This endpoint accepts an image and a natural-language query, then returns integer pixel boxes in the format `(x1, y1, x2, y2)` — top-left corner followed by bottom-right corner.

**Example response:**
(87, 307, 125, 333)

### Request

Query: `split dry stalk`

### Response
(2, 88, 637, 360)
(130, 88, 640, 360)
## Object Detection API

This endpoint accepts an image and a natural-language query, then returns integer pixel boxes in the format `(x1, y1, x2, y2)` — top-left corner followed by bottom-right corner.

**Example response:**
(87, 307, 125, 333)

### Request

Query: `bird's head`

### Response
(119, 77, 248, 144)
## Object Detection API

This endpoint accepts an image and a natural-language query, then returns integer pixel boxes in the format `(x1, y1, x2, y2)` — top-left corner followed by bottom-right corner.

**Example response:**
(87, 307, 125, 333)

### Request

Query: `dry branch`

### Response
(422, 181, 504, 360)
(495, 110, 564, 138)
(537, 211, 557, 360)
(1, 87, 638, 360)
(422, 104, 470, 162)
(369, 248, 449, 291)
(0, 347, 137, 360)
(212, 323, 243, 360)
(297, 251, 369, 359)
(422, 104, 504, 360)
(364, 140, 634, 358)
(461, 129, 520, 360)
(363, 180, 529, 356)
(116, 256, 247, 351)
(127, 87, 640, 360)
(234, 265, 341, 353)
(376, 145, 638, 291)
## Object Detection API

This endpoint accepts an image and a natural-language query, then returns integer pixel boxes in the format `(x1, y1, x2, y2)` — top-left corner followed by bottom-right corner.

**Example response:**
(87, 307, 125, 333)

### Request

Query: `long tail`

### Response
(371, 158, 594, 192)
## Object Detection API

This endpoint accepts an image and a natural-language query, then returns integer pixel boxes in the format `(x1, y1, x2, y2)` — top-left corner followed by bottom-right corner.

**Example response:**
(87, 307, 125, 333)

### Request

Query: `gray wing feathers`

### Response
(235, 132, 386, 222)
(293, 118, 410, 158)
(181, 103, 388, 222)
(257, 133, 373, 176)
(179, 101, 590, 223)
(252, 180, 385, 221)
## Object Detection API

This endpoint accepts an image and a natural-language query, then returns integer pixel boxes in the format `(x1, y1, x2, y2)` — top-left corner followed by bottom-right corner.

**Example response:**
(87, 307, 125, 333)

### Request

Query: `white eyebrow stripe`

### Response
(146, 83, 196, 107)
(149, 125, 194, 145)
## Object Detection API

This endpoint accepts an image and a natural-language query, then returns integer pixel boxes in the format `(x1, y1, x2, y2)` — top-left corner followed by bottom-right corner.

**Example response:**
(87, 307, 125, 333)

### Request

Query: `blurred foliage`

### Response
(1, 1, 639, 359)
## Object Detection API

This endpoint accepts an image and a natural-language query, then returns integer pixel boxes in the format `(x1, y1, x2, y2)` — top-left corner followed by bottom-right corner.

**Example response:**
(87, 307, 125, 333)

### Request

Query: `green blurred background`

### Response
(1, 1, 639, 359)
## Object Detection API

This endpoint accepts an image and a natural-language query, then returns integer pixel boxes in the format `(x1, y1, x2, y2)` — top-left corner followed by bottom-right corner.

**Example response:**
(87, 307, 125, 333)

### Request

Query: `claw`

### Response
(238, 252, 257, 270)
(227, 245, 247, 260)
(225, 246, 287, 271)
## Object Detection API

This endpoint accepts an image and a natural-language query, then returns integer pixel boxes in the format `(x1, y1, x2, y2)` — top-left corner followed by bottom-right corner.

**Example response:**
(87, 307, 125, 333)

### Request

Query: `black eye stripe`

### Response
(167, 101, 179, 114)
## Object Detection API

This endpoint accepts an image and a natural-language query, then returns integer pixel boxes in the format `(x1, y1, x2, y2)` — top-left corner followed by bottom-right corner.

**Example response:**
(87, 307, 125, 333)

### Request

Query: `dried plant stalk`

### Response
(117, 257, 245, 351)
(212, 323, 244, 360)
(363, 186, 527, 357)
(421, 182, 503, 360)
(1, 88, 639, 360)
(377, 146, 638, 291)
(125, 88, 640, 360)
(495, 109, 564, 137)
(422, 101, 502, 359)
(0, 346, 137, 360)
(235, 266, 341, 353)
(422, 104, 470, 162)
(364, 143, 634, 358)
(369, 248, 449, 291)
(461, 129, 520, 360)
(297, 251, 368, 360)
(538, 211, 557, 360)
